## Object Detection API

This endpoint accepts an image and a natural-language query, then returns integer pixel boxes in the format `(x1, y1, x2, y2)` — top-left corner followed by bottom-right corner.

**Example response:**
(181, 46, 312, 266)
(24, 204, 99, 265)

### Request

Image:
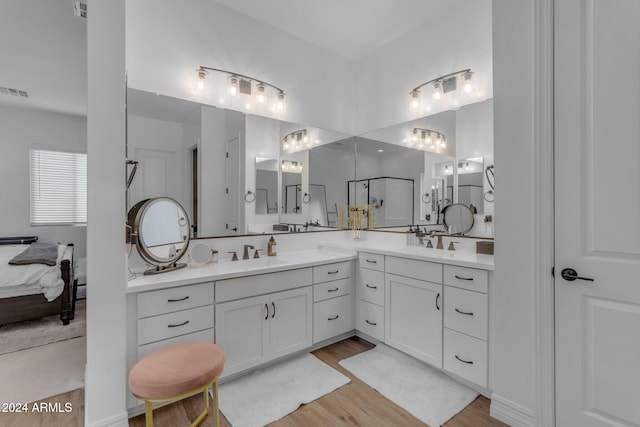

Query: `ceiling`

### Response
(211, 0, 461, 60)
(0, 0, 466, 117)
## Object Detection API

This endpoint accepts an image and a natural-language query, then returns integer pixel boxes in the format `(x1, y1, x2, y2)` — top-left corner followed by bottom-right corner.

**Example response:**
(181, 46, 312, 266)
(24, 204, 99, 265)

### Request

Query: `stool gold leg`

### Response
(212, 381, 220, 427)
(145, 401, 153, 427)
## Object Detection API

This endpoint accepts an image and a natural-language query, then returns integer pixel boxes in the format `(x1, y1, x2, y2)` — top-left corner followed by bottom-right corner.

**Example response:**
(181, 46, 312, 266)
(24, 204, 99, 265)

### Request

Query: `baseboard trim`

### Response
(86, 411, 129, 427)
(490, 394, 535, 427)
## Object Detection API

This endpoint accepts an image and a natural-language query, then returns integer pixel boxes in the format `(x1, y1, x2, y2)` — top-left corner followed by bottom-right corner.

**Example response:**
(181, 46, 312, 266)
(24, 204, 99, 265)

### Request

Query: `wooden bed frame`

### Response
(0, 237, 75, 326)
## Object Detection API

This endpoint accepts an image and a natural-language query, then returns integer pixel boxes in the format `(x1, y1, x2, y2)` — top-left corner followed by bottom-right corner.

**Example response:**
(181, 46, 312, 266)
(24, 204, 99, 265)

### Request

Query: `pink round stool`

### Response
(128, 342, 224, 427)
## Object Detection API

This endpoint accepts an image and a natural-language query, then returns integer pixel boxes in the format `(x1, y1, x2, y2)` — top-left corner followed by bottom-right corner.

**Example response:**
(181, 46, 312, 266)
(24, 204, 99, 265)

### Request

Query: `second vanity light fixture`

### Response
(406, 128, 447, 150)
(409, 68, 474, 112)
(282, 129, 319, 153)
(195, 66, 287, 113)
(281, 160, 303, 173)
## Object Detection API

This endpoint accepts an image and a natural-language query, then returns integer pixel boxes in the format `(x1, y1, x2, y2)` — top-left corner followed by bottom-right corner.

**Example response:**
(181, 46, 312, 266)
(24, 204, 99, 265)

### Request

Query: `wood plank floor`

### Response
(0, 337, 508, 426)
(129, 336, 509, 427)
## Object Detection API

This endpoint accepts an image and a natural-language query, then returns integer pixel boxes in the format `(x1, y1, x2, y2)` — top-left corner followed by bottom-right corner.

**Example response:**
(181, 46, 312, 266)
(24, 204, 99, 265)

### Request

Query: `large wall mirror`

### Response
(126, 87, 491, 238)
(126, 88, 354, 238)
(353, 98, 494, 237)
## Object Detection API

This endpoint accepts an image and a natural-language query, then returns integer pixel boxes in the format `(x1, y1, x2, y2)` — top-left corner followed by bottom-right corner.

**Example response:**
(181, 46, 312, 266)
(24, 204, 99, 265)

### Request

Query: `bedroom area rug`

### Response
(0, 336, 85, 404)
(218, 352, 350, 427)
(339, 344, 478, 427)
(0, 299, 86, 355)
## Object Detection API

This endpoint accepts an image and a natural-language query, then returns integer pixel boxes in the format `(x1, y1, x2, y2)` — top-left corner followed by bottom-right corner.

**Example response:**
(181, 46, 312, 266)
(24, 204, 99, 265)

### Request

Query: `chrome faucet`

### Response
(242, 244, 255, 260)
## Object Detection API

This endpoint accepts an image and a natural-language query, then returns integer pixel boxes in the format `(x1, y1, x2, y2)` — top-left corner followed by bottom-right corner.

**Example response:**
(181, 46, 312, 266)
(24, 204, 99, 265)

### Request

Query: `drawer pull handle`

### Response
(366, 284, 378, 289)
(455, 355, 474, 365)
(365, 319, 377, 326)
(271, 302, 276, 318)
(167, 296, 189, 302)
(455, 308, 474, 316)
(328, 288, 340, 292)
(454, 275, 474, 281)
(366, 259, 377, 264)
(328, 315, 339, 321)
(168, 320, 190, 328)
(328, 270, 339, 275)
(435, 293, 441, 311)
(265, 303, 269, 320)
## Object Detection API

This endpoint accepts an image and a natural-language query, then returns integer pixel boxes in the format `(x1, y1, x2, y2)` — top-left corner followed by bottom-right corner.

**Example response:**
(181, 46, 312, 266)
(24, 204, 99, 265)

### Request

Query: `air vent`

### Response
(74, 1, 87, 18)
(0, 86, 29, 98)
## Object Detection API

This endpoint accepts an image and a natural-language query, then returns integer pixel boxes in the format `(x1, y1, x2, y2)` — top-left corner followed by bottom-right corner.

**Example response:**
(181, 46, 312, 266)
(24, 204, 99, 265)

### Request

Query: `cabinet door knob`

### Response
(271, 302, 276, 318)
(328, 288, 339, 292)
(435, 293, 441, 311)
(328, 315, 339, 321)
(366, 259, 377, 264)
(264, 303, 269, 320)
(366, 284, 378, 289)
(365, 319, 377, 326)
(455, 308, 474, 316)
(328, 270, 339, 275)
(454, 275, 474, 281)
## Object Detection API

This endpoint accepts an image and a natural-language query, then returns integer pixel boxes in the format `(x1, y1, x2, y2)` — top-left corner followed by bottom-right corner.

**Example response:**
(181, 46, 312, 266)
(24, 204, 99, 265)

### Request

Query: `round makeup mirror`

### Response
(442, 203, 475, 235)
(189, 242, 217, 266)
(127, 197, 190, 275)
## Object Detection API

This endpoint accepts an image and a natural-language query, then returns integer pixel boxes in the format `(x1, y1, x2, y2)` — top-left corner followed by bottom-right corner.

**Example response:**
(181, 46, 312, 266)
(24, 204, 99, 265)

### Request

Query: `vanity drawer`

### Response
(313, 261, 351, 283)
(444, 286, 488, 340)
(216, 268, 313, 302)
(314, 278, 352, 302)
(385, 256, 442, 284)
(358, 268, 385, 306)
(137, 282, 214, 319)
(356, 300, 385, 341)
(443, 328, 488, 387)
(313, 294, 354, 343)
(137, 305, 214, 346)
(358, 252, 384, 272)
(444, 265, 488, 293)
(137, 328, 214, 360)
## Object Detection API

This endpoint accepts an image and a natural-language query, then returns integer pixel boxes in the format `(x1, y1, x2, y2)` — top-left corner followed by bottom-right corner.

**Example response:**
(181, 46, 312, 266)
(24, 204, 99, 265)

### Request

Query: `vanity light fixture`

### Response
(195, 66, 287, 113)
(410, 128, 447, 151)
(282, 160, 303, 173)
(282, 129, 309, 153)
(409, 68, 473, 112)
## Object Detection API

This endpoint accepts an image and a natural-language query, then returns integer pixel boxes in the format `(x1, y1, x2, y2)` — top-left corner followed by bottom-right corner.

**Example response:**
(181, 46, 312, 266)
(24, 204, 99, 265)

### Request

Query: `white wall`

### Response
(125, 0, 356, 135)
(354, 0, 493, 134)
(0, 105, 87, 257)
(456, 99, 494, 160)
(490, 0, 536, 423)
(86, 0, 128, 425)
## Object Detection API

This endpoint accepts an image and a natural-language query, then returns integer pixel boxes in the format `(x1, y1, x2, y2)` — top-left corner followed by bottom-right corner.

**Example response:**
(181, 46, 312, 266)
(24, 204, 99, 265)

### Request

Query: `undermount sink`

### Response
(399, 246, 455, 258)
(237, 257, 288, 269)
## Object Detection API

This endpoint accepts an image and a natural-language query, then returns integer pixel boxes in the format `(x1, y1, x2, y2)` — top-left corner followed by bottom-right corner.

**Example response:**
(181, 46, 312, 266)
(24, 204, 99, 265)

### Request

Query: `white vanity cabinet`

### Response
(215, 269, 313, 378)
(312, 261, 354, 344)
(385, 256, 443, 368)
(443, 265, 490, 387)
(356, 252, 385, 341)
(136, 282, 215, 360)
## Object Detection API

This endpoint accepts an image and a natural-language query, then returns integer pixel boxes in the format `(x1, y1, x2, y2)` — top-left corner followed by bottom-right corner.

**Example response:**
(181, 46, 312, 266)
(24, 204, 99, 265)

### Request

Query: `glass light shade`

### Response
(432, 81, 442, 100)
(275, 92, 287, 113)
(409, 90, 421, 111)
(462, 72, 473, 93)
(228, 76, 239, 96)
(255, 83, 267, 104)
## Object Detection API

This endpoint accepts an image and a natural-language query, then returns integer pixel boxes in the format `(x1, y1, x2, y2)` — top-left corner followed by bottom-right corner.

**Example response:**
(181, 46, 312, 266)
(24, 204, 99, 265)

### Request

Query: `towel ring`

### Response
(245, 191, 256, 203)
(422, 193, 431, 203)
(303, 193, 311, 204)
(483, 190, 495, 202)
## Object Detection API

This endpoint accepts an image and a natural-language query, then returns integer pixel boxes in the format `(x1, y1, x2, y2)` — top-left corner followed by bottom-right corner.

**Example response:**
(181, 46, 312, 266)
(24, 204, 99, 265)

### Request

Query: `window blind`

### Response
(30, 149, 87, 225)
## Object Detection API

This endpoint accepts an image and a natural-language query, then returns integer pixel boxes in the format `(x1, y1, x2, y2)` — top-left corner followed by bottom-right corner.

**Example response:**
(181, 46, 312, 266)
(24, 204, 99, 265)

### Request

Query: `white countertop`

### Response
(126, 248, 357, 293)
(319, 239, 495, 271)
(127, 239, 494, 294)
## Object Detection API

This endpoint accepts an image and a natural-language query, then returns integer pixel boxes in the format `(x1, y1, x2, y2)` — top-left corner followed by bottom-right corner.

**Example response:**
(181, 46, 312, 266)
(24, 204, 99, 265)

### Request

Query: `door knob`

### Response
(560, 268, 594, 282)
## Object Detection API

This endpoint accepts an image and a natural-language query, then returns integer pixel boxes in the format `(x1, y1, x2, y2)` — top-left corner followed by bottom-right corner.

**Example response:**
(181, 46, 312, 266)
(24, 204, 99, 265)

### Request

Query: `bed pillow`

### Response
(8, 243, 59, 266)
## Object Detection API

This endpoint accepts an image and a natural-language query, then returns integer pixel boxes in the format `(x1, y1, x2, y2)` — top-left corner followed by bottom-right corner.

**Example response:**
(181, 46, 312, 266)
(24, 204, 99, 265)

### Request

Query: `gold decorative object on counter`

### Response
(347, 204, 369, 240)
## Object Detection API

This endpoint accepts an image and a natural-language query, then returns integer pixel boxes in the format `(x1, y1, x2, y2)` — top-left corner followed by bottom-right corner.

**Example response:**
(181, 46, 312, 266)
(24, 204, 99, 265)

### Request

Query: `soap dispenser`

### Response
(267, 235, 277, 256)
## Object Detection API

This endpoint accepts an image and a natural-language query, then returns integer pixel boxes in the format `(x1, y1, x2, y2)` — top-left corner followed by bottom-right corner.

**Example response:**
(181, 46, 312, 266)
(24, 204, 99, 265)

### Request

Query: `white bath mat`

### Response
(339, 344, 478, 427)
(219, 353, 350, 427)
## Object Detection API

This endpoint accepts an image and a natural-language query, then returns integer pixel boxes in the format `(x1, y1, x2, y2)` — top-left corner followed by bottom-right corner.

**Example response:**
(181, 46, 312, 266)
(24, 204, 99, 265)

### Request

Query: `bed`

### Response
(0, 236, 75, 326)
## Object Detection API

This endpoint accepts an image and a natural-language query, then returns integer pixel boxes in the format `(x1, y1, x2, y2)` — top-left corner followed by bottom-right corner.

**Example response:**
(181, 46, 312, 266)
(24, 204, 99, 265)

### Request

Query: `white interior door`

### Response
(129, 147, 180, 209)
(555, 1, 640, 426)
